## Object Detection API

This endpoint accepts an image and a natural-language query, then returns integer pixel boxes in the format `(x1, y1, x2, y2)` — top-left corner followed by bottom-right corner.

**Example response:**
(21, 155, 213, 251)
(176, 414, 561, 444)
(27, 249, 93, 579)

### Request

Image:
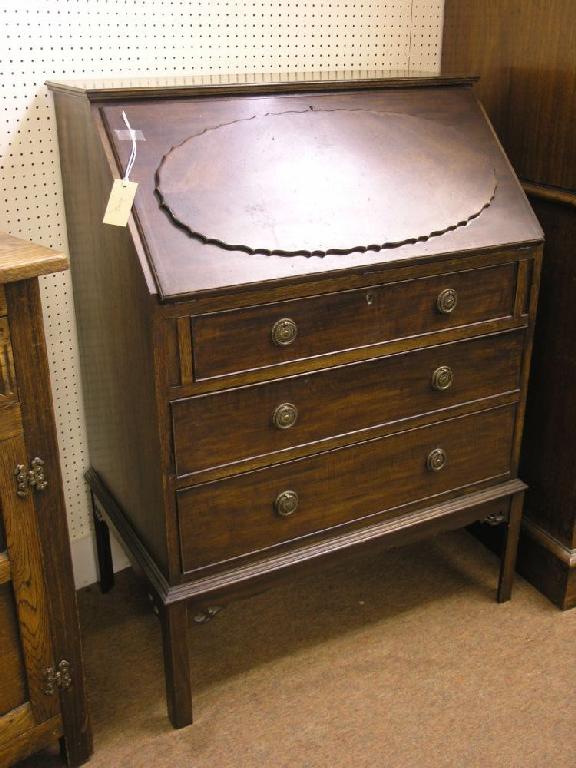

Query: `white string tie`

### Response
(122, 110, 137, 185)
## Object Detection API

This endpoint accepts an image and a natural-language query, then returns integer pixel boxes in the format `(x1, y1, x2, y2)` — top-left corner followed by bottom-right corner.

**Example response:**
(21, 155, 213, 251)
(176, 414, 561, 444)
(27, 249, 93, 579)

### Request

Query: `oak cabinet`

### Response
(0, 233, 91, 766)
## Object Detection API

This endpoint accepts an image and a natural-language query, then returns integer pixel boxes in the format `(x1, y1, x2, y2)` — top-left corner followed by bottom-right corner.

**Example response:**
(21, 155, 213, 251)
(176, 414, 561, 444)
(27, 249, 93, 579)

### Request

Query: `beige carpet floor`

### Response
(18, 530, 576, 768)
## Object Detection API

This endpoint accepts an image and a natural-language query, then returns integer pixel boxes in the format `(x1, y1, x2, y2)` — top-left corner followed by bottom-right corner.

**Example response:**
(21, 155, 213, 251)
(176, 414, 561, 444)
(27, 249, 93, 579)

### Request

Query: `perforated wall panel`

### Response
(0, 1, 443, 550)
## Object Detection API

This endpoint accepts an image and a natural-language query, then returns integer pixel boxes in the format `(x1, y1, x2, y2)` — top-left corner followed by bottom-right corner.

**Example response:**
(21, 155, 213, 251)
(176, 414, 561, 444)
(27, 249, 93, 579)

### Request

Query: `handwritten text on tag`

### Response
(102, 179, 138, 227)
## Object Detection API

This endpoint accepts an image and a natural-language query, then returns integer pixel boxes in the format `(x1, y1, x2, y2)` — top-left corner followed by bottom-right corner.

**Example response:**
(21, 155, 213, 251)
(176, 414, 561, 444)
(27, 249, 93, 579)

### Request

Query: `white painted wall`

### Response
(0, 0, 444, 588)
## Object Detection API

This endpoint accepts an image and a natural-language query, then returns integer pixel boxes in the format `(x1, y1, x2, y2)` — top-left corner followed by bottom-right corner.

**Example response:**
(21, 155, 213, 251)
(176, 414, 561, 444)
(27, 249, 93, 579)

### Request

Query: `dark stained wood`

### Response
(52, 91, 170, 577)
(521, 200, 576, 546)
(191, 262, 517, 380)
(50, 75, 542, 726)
(173, 331, 524, 477)
(522, 182, 576, 210)
(163, 246, 535, 321)
(98, 86, 541, 300)
(516, 528, 576, 611)
(159, 602, 192, 729)
(90, 466, 526, 607)
(497, 491, 524, 603)
(443, 0, 576, 609)
(91, 493, 115, 594)
(178, 406, 515, 571)
(46, 71, 479, 101)
(157, 109, 496, 256)
(443, 0, 576, 190)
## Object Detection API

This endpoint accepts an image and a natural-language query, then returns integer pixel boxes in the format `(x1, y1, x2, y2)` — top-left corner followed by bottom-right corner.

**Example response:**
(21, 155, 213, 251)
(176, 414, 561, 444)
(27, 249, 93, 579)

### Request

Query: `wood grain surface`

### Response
(190, 261, 517, 379)
(47, 71, 478, 100)
(157, 109, 496, 255)
(50, 74, 543, 728)
(0, 584, 27, 717)
(442, 0, 576, 609)
(100, 86, 542, 299)
(0, 555, 10, 585)
(172, 331, 524, 477)
(6, 278, 92, 763)
(0, 232, 67, 284)
(0, 705, 62, 767)
(443, 0, 576, 190)
(177, 405, 516, 571)
(0, 434, 58, 724)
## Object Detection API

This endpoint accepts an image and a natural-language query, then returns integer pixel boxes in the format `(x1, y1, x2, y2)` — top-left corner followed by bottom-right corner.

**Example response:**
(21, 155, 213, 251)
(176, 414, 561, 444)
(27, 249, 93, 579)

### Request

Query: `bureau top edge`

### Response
(46, 71, 478, 101)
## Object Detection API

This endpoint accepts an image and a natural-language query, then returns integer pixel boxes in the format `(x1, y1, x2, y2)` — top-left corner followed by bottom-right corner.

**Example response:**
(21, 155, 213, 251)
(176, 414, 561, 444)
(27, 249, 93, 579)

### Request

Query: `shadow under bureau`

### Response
(47, 72, 543, 728)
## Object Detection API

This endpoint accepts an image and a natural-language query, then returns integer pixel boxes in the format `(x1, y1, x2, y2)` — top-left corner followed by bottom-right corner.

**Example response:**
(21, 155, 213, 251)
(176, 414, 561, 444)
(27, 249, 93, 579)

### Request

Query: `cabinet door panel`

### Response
(0, 433, 59, 729)
(0, 583, 27, 717)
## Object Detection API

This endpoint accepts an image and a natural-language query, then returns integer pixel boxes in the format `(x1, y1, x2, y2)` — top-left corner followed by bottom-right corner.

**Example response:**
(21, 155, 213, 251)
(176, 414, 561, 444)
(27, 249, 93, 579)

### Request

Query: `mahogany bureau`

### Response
(47, 72, 543, 728)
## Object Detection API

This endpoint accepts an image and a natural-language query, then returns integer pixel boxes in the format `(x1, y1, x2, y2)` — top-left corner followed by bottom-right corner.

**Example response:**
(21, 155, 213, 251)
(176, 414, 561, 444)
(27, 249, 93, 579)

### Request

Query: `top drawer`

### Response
(191, 262, 517, 379)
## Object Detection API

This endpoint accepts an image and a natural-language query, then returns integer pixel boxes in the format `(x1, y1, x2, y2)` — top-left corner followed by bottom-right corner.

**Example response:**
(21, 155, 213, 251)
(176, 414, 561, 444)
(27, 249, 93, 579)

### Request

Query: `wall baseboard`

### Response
(71, 531, 130, 589)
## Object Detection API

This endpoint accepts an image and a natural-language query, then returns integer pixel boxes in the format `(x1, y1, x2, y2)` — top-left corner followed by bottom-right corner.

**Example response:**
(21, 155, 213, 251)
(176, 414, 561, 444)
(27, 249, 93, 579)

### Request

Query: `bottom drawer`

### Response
(177, 405, 516, 571)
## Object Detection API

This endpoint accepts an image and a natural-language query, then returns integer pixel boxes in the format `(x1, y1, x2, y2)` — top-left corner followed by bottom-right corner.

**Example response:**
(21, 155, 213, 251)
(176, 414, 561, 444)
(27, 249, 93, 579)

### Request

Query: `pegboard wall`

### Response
(0, 0, 443, 582)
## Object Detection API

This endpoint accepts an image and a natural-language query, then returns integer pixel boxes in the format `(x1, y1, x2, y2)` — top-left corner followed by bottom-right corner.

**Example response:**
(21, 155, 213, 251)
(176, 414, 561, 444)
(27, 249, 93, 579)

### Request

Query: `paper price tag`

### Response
(103, 179, 138, 227)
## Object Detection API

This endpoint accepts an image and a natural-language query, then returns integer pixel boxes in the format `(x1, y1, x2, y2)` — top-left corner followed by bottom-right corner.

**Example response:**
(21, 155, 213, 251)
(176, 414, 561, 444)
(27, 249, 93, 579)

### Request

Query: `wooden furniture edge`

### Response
(6, 279, 92, 765)
(522, 517, 576, 567)
(523, 181, 576, 209)
(46, 72, 480, 101)
(476, 515, 576, 611)
(0, 705, 63, 766)
(155, 242, 543, 305)
(86, 465, 525, 607)
(0, 231, 68, 284)
(86, 468, 171, 601)
(516, 529, 576, 611)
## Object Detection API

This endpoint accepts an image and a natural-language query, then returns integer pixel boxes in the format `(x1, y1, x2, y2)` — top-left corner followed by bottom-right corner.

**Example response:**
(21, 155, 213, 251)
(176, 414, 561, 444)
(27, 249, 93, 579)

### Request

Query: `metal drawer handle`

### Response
(271, 318, 298, 346)
(274, 490, 299, 517)
(427, 448, 447, 472)
(436, 288, 458, 315)
(272, 402, 298, 430)
(431, 365, 454, 392)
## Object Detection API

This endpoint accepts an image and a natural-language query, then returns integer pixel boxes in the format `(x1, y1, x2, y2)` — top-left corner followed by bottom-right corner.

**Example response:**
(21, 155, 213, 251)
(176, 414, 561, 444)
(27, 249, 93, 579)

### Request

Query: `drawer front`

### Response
(177, 405, 515, 571)
(191, 262, 517, 379)
(173, 331, 524, 476)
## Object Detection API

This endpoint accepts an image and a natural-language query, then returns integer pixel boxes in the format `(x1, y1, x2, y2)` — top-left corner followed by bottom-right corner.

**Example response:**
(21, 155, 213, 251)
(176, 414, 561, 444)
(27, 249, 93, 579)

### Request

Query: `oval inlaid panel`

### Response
(156, 109, 497, 256)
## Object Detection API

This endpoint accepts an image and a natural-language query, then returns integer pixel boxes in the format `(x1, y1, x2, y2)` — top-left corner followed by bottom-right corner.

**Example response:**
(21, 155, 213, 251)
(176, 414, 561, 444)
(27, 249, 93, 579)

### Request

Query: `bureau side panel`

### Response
(52, 92, 169, 573)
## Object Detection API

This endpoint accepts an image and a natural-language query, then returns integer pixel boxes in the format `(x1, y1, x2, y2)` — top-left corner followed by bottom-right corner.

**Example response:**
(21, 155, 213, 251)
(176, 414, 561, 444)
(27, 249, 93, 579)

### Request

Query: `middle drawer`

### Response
(172, 331, 524, 477)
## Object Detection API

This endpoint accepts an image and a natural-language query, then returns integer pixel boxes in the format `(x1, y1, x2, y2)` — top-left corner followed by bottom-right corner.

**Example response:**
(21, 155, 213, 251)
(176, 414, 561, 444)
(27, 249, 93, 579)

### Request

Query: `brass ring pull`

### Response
(272, 402, 298, 430)
(274, 490, 299, 517)
(436, 288, 458, 315)
(431, 365, 454, 392)
(427, 448, 447, 472)
(271, 318, 298, 346)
